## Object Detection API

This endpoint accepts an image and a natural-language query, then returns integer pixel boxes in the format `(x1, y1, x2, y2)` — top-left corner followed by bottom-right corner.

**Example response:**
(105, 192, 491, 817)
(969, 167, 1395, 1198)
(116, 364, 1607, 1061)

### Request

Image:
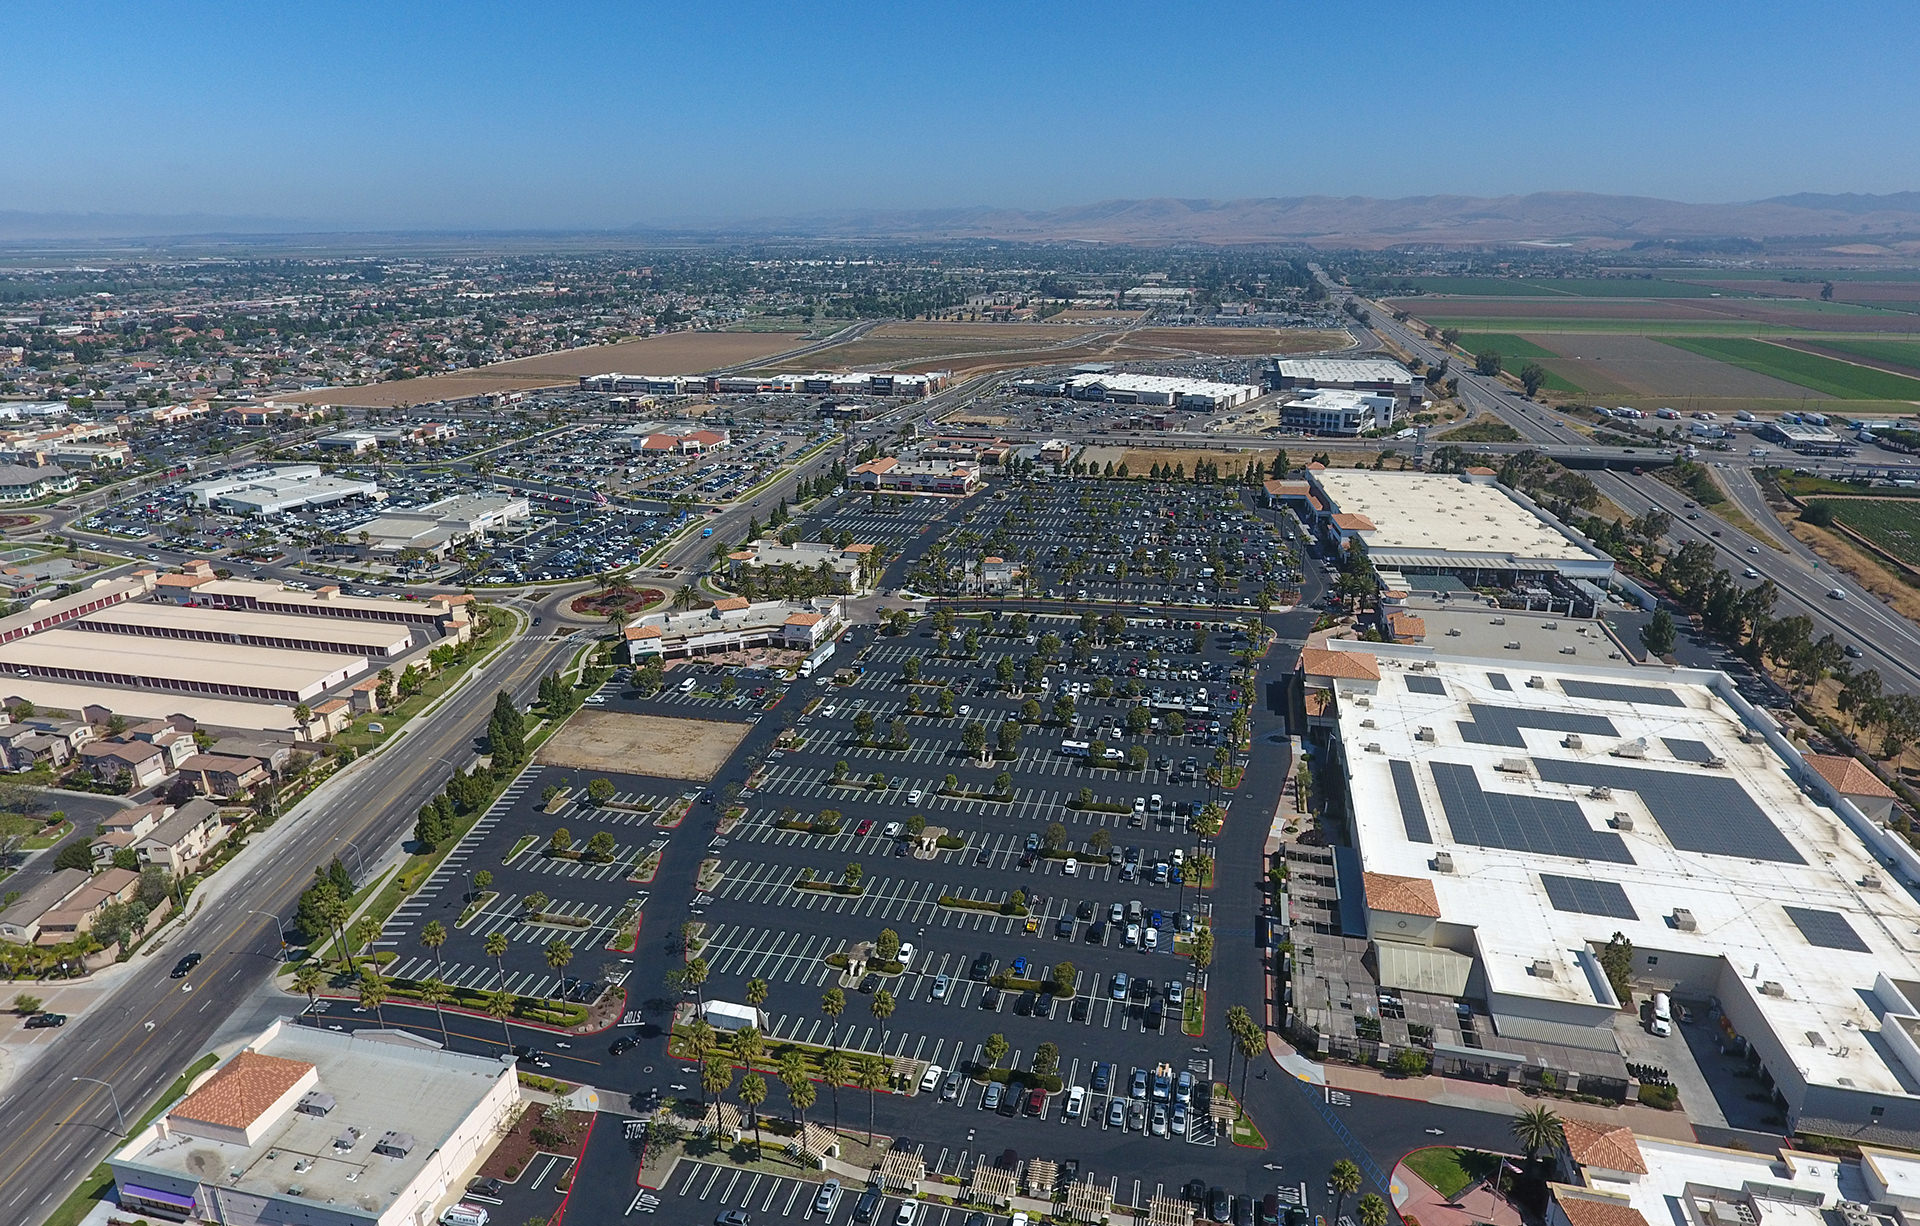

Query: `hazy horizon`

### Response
(7, 0, 1919, 232)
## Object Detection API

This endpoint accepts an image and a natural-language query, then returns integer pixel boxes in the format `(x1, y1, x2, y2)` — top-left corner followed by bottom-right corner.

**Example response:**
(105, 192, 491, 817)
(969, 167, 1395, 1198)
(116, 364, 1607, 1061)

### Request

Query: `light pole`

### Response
(247, 909, 289, 960)
(337, 842, 363, 883)
(72, 1076, 127, 1136)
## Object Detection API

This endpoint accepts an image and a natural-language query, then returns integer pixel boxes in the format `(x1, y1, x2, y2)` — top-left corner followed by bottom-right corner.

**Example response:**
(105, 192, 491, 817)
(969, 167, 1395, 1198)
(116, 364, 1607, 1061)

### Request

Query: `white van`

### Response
(1650, 991, 1673, 1038)
(442, 1205, 490, 1226)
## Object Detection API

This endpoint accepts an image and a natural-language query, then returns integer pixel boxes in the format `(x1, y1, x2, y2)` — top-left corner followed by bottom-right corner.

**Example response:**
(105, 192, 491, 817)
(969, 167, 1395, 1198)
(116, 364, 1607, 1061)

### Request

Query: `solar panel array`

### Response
(1487, 673, 1513, 691)
(1458, 703, 1619, 749)
(1389, 759, 1433, 843)
(1662, 738, 1717, 764)
(1783, 906, 1871, 953)
(1428, 761, 1634, 864)
(1560, 679, 1687, 707)
(1532, 758, 1805, 865)
(1405, 675, 1446, 696)
(1541, 874, 1639, 920)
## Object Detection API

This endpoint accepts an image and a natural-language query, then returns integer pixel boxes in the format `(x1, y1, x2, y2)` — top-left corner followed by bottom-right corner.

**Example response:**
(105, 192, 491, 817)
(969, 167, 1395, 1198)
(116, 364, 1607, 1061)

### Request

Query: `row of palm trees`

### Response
(293, 916, 582, 1050)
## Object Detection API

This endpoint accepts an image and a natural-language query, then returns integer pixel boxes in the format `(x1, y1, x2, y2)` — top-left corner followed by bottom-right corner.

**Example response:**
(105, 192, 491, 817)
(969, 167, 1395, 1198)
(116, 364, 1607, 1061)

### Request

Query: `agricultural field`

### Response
(1779, 337, 1920, 378)
(285, 330, 809, 407)
(1394, 294, 1920, 333)
(1662, 338, 1920, 400)
(765, 319, 1104, 373)
(1451, 332, 1586, 393)
(1814, 499, 1920, 568)
(1391, 276, 1720, 297)
(1533, 333, 1825, 400)
(1120, 325, 1349, 356)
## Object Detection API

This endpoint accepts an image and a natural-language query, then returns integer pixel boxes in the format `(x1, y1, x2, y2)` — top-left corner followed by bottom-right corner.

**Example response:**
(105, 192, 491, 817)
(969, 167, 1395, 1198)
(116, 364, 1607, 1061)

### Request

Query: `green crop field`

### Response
(1662, 338, 1920, 400)
(1394, 276, 1717, 297)
(1452, 333, 1584, 393)
(1816, 500, 1920, 567)
(1800, 338, 1920, 370)
(1404, 316, 1806, 336)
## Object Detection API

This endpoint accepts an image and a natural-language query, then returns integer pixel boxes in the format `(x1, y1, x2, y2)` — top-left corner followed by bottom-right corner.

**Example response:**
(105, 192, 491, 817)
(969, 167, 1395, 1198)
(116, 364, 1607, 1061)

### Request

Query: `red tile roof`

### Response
(1298, 647, 1381, 682)
(1561, 1118, 1648, 1174)
(1362, 872, 1441, 918)
(172, 1051, 313, 1131)
(1804, 754, 1896, 800)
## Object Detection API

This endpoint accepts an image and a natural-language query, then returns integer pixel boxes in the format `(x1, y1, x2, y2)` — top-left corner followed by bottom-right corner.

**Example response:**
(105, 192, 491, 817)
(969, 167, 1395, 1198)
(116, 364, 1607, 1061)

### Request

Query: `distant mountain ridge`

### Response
(673, 191, 1920, 247)
(5, 190, 1920, 247)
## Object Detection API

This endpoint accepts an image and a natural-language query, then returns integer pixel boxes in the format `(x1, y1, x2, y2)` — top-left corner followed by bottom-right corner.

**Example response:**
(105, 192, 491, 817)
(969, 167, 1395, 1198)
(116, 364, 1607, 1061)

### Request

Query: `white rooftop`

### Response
(1335, 644, 1920, 1097)
(1275, 358, 1415, 384)
(1312, 469, 1611, 572)
(1584, 1136, 1871, 1226)
(1064, 372, 1259, 398)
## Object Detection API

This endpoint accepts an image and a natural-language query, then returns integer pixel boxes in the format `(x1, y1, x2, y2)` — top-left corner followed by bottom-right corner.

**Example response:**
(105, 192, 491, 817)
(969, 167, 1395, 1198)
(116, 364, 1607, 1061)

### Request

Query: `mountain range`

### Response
(6, 192, 1920, 248)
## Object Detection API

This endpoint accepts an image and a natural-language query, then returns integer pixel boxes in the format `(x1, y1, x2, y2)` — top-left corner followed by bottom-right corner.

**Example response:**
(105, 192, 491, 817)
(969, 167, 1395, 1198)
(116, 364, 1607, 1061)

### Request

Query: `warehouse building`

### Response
(1058, 372, 1261, 410)
(75, 602, 416, 658)
(1307, 468, 1615, 586)
(1265, 357, 1418, 404)
(161, 563, 475, 641)
(1299, 639, 1920, 1144)
(183, 465, 383, 515)
(109, 1018, 519, 1226)
(0, 628, 369, 703)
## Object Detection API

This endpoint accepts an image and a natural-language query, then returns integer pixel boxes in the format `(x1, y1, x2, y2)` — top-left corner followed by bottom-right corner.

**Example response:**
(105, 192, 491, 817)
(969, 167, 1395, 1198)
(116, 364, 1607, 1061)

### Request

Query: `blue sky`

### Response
(5, 0, 1917, 228)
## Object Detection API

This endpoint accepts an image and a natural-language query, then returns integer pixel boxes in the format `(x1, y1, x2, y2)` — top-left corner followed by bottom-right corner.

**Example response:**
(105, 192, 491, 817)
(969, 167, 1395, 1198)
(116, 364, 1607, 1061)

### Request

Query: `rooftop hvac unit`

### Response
(1359, 718, 1375, 729)
(1611, 812, 1635, 831)
(1365, 743, 1383, 754)
(1434, 851, 1455, 873)
(1416, 726, 1436, 743)
(1446, 627, 1462, 636)
(1806, 1030, 1827, 1049)
(1588, 785, 1614, 799)
(1761, 981, 1787, 998)
(373, 1131, 415, 1159)
(1530, 959, 1557, 980)
(1506, 641, 1522, 651)
(1353, 696, 1371, 707)
(1862, 872, 1883, 891)
(1706, 756, 1726, 769)
(1544, 621, 1560, 630)
(1673, 908, 1697, 931)
(1495, 758, 1529, 774)
(1559, 646, 1577, 655)
(1565, 733, 1584, 750)
(1527, 676, 1546, 689)
(1490, 616, 1506, 626)
(295, 1092, 336, 1118)
(1613, 737, 1649, 759)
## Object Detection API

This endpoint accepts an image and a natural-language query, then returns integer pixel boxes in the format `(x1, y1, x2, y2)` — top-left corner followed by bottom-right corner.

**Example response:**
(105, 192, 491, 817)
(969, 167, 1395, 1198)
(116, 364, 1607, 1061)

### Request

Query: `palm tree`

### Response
(321, 895, 354, 973)
(855, 1053, 888, 1143)
(819, 1050, 849, 1136)
(293, 962, 324, 1011)
(789, 1078, 816, 1132)
(1357, 1194, 1390, 1226)
(1237, 1021, 1264, 1105)
(820, 987, 845, 1046)
(485, 988, 517, 1048)
(869, 989, 896, 1054)
(420, 976, 452, 1046)
(420, 920, 448, 984)
(739, 1072, 767, 1153)
(358, 968, 387, 1026)
(1328, 1160, 1362, 1226)
(702, 1058, 733, 1116)
(745, 978, 768, 1010)
(484, 930, 509, 990)
(683, 956, 709, 1011)
(1511, 1104, 1565, 1161)
(545, 937, 574, 979)
(734, 1026, 765, 1076)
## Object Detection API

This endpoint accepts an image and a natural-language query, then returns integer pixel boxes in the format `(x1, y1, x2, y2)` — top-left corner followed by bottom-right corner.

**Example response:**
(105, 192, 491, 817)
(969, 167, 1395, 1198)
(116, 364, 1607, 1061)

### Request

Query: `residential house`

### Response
(177, 753, 268, 798)
(90, 801, 167, 866)
(0, 866, 139, 946)
(78, 739, 171, 789)
(132, 799, 229, 875)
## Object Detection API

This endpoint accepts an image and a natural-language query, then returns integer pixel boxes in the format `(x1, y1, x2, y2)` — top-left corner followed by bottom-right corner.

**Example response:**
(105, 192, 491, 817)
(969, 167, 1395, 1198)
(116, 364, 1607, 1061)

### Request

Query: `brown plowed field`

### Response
(1393, 294, 1920, 332)
(774, 320, 1349, 376)
(1528, 333, 1829, 399)
(534, 709, 747, 781)
(284, 331, 806, 407)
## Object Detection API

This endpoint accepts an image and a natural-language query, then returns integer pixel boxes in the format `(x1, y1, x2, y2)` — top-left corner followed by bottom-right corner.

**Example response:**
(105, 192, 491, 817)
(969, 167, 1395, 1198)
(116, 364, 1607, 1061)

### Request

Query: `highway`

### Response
(0, 590, 591, 1226)
(1349, 283, 1920, 693)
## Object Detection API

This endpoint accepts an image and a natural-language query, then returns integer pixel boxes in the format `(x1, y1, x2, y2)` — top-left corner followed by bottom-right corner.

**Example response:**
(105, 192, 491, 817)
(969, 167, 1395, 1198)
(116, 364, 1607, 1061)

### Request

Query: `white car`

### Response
(919, 1064, 943, 1093)
(1125, 923, 1142, 947)
(896, 1201, 921, 1225)
(1062, 857, 1078, 876)
(1144, 927, 1159, 951)
(931, 974, 950, 1000)
(906, 790, 922, 805)
(1064, 1085, 1086, 1119)
(897, 942, 915, 969)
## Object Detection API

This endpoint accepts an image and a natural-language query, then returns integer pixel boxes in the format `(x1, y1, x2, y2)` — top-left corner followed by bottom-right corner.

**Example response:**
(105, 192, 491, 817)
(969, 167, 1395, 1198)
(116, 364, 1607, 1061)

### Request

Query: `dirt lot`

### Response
(1120, 327, 1350, 356)
(1115, 445, 1285, 473)
(283, 331, 806, 407)
(1523, 332, 1829, 399)
(767, 320, 1105, 374)
(535, 709, 748, 781)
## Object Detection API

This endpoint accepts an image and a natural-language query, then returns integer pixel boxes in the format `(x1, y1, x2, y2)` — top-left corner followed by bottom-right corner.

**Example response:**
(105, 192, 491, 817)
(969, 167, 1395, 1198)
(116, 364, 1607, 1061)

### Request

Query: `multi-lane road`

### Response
(0, 591, 590, 1226)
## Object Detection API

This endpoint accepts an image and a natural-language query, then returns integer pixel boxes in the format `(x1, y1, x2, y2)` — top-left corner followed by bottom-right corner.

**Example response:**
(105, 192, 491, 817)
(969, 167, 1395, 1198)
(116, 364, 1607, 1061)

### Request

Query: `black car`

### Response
(853, 1189, 883, 1224)
(609, 1037, 638, 1055)
(859, 972, 881, 993)
(1146, 999, 1166, 1029)
(467, 1177, 505, 1198)
(981, 987, 1001, 1011)
(1233, 1194, 1254, 1226)
(1209, 1186, 1231, 1223)
(1071, 996, 1090, 1022)
(1257, 1193, 1281, 1226)
(1183, 1180, 1208, 1206)
(1055, 918, 1074, 939)
(510, 1043, 535, 1059)
(1091, 1062, 1112, 1093)
(169, 951, 203, 978)
(1076, 900, 1096, 921)
(1086, 920, 1107, 944)
(24, 1012, 65, 1028)
(969, 952, 994, 980)
(516, 1051, 552, 1069)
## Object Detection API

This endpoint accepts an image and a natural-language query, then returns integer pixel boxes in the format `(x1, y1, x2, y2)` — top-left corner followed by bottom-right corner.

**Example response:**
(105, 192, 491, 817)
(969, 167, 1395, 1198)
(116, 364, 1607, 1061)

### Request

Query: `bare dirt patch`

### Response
(1528, 333, 1827, 399)
(1117, 446, 1285, 473)
(536, 709, 748, 782)
(1121, 327, 1350, 356)
(283, 331, 806, 407)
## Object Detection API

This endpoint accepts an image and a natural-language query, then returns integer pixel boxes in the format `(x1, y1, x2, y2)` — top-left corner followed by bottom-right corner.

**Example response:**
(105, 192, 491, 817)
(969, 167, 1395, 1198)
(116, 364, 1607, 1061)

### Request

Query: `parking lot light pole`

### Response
(72, 1076, 127, 1136)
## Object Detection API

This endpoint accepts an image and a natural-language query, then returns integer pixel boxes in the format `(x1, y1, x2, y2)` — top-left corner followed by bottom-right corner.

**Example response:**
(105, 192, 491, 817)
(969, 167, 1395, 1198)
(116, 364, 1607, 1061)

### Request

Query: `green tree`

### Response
(1519, 362, 1548, 397)
(745, 977, 769, 1009)
(819, 1049, 849, 1133)
(1358, 1193, 1391, 1226)
(1641, 609, 1677, 657)
(1328, 1160, 1362, 1226)
(1042, 821, 1067, 850)
(358, 968, 388, 1026)
(1474, 350, 1503, 377)
(545, 937, 573, 975)
(738, 1072, 767, 1152)
(1511, 1104, 1565, 1159)
(419, 919, 448, 985)
(420, 976, 452, 1047)
(587, 777, 615, 805)
(549, 827, 573, 855)
(856, 1053, 888, 1142)
(983, 1032, 1010, 1068)
(586, 830, 617, 861)
(842, 862, 863, 890)
(875, 928, 901, 960)
(821, 987, 845, 1044)
(293, 962, 324, 1009)
(1600, 931, 1635, 1002)
(1033, 1041, 1060, 1078)
(484, 930, 509, 989)
(869, 989, 896, 1047)
(701, 1057, 733, 1112)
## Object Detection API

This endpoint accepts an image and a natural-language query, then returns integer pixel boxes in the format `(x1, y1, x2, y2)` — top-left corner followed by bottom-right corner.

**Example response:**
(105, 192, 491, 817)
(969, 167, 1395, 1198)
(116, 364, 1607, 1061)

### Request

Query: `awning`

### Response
(1372, 941, 1473, 997)
(121, 1185, 198, 1211)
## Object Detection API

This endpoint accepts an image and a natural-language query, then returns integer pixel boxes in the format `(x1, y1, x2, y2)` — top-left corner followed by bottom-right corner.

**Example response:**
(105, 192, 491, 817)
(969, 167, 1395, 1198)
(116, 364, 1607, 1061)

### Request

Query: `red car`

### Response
(1024, 1087, 1048, 1116)
(855, 819, 875, 836)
